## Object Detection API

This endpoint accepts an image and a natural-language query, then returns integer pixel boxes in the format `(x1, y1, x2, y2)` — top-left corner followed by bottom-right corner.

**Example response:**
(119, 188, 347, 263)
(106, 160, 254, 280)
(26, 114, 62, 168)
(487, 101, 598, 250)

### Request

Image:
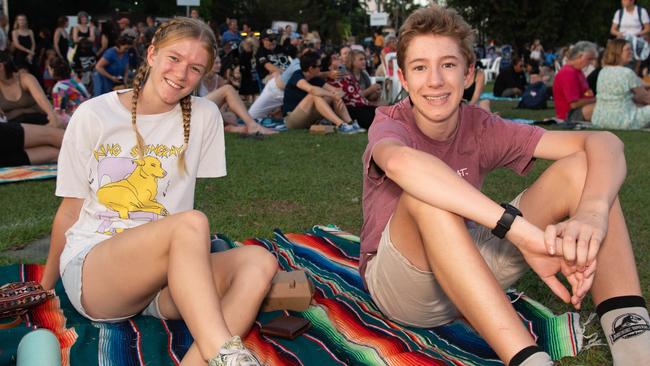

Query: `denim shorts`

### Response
(61, 243, 166, 323)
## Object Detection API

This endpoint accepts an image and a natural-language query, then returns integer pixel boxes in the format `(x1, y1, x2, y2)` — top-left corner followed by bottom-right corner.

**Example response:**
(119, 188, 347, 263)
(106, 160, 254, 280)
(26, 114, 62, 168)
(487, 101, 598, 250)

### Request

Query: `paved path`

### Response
(3, 236, 50, 262)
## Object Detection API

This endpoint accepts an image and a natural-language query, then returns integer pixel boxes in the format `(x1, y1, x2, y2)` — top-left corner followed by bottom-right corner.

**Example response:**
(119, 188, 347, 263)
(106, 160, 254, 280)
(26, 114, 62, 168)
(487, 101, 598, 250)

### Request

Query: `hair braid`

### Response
(151, 19, 177, 46)
(130, 62, 149, 160)
(178, 95, 192, 174)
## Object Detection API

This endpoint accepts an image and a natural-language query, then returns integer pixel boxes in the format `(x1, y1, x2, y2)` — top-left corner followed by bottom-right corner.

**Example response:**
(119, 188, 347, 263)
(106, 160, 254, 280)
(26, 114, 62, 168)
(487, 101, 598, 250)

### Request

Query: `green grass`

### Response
(1, 96, 647, 365)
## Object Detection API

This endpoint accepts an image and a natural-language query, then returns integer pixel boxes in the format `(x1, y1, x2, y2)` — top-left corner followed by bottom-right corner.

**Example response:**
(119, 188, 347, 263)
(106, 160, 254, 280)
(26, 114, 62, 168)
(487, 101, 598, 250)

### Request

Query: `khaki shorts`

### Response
(285, 105, 322, 129)
(365, 193, 528, 328)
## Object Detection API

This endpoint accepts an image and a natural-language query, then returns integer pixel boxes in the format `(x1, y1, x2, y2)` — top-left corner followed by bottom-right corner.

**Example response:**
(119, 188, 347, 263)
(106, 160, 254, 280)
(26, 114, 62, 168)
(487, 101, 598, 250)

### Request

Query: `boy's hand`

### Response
(519, 244, 594, 309)
(508, 216, 594, 308)
(544, 202, 608, 272)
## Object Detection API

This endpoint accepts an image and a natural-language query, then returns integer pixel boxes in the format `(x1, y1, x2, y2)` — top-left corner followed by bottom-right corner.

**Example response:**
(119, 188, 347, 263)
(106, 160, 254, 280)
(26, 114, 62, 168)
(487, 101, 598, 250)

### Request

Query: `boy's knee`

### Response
(554, 151, 588, 192)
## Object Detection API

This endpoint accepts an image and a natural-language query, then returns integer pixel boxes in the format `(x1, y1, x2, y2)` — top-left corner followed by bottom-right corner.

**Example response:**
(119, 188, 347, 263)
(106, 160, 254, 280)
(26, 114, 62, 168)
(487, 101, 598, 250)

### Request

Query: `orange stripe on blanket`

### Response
(24, 265, 78, 366)
(244, 324, 302, 365)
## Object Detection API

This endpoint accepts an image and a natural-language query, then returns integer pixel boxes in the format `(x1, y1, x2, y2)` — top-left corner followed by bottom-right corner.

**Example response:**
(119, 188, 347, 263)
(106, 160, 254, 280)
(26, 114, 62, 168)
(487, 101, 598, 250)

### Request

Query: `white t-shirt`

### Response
(56, 91, 226, 274)
(613, 6, 650, 36)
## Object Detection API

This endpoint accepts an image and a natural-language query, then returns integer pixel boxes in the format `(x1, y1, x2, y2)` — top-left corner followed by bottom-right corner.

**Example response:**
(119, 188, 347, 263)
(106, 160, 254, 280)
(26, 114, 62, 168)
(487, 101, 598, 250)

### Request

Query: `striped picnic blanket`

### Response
(0, 226, 588, 365)
(0, 164, 57, 184)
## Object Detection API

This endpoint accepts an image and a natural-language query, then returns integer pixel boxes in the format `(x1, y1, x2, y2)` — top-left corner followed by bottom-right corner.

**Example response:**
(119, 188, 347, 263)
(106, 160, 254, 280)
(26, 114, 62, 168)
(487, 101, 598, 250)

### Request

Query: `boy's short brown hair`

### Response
(397, 5, 475, 73)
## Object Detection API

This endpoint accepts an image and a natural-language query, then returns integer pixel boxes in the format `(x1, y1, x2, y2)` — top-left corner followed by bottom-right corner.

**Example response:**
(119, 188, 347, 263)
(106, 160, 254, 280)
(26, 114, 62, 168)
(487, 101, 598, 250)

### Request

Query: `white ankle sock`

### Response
(597, 296, 650, 366)
(509, 346, 553, 366)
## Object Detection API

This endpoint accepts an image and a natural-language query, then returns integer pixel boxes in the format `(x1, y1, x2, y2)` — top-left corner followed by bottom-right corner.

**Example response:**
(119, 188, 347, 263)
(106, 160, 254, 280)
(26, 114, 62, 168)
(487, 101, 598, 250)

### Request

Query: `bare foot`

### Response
(224, 125, 248, 134)
(246, 124, 278, 135)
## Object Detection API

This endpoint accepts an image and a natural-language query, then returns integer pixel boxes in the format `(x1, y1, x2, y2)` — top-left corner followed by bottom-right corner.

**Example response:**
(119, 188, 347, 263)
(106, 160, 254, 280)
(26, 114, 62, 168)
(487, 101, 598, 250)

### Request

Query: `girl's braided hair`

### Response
(130, 17, 216, 173)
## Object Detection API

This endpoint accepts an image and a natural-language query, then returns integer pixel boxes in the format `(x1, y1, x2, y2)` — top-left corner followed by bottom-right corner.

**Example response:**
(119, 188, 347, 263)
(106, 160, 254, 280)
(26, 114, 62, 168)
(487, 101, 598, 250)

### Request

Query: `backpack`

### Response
(518, 82, 547, 110)
(617, 6, 645, 31)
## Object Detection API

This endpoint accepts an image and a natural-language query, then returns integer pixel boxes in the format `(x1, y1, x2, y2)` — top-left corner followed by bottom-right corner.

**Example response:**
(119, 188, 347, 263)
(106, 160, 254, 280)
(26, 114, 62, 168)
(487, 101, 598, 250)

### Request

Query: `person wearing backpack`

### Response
(611, 0, 650, 39)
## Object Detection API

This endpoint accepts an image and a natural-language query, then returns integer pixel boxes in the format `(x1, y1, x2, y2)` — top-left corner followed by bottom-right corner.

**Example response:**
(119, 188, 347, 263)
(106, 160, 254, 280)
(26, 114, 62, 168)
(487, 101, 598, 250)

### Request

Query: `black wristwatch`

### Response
(491, 203, 523, 239)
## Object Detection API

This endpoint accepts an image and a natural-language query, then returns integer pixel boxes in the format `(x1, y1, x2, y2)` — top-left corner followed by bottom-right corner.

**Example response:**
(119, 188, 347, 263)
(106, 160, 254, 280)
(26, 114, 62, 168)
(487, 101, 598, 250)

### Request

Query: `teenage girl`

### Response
(41, 18, 276, 366)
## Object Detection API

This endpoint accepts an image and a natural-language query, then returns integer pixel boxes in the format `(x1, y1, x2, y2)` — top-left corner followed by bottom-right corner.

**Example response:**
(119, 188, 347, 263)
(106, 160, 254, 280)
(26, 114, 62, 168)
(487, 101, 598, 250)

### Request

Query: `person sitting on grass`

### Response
(40, 17, 276, 366)
(0, 113, 63, 168)
(0, 51, 62, 128)
(552, 41, 598, 123)
(283, 51, 363, 133)
(462, 59, 491, 111)
(493, 55, 527, 97)
(49, 57, 90, 126)
(361, 6, 649, 366)
(592, 38, 650, 129)
(347, 49, 383, 103)
(200, 55, 277, 135)
(326, 50, 378, 130)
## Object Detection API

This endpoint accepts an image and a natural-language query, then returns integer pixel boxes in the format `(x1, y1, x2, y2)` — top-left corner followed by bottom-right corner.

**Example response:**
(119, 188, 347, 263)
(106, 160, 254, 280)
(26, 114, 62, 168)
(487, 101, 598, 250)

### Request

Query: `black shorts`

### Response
(8, 112, 49, 125)
(0, 122, 30, 167)
(347, 105, 377, 130)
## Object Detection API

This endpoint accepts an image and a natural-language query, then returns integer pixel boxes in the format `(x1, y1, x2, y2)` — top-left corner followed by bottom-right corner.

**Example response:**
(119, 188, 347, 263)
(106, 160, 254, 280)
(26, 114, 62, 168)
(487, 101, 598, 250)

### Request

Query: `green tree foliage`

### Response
(381, 0, 423, 31)
(447, 0, 650, 49)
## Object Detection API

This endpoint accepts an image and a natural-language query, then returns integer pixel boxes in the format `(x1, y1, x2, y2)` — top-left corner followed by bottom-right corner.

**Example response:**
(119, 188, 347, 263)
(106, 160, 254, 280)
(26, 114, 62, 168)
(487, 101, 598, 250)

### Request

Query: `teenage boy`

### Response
(283, 51, 362, 133)
(361, 5, 649, 366)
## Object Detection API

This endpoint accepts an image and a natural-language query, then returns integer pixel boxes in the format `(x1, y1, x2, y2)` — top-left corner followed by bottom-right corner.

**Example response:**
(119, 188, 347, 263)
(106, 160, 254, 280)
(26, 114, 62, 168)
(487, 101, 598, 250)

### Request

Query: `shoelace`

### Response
(219, 346, 260, 366)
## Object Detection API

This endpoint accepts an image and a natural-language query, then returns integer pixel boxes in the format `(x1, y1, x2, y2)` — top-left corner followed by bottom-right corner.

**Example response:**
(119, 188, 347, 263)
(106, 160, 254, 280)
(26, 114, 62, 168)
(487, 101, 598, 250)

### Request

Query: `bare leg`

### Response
(161, 246, 278, 366)
(332, 98, 353, 123)
(389, 193, 536, 364)
(25, 146, 59, 164)
(310, 95, 346, 126)
(81, 210, 276, 362)
(205, 86, 277, 135)
(21, 123, 64, 148)
(582, 103, 595, 121)
(517, 152, 642, 302)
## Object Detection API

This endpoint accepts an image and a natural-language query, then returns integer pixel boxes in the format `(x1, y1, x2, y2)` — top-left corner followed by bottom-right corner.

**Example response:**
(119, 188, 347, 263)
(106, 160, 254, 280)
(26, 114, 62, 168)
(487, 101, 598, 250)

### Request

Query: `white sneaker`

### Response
(208, 336, 261, 366)
(337, 123, 358, 134)
(351, 120, 366, 133)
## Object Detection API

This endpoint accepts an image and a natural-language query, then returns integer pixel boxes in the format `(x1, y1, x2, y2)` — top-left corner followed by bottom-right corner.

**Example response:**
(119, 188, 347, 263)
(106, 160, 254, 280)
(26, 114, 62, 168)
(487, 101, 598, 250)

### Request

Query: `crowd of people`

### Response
(480, 0, 650, 131)
(0, 9, 411, 168)
(0, 3, 648, 366)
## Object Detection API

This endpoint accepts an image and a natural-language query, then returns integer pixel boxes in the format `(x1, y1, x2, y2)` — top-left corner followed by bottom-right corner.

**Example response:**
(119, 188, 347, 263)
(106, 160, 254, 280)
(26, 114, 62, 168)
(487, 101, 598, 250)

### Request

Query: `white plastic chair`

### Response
(484, 56, 501, 82)
(384, 52, 403, 103)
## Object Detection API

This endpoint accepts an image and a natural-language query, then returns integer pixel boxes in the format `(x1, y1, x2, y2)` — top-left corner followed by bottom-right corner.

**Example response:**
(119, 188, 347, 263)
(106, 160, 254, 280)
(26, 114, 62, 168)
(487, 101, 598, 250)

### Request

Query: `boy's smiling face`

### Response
(398, 34, 474, 138)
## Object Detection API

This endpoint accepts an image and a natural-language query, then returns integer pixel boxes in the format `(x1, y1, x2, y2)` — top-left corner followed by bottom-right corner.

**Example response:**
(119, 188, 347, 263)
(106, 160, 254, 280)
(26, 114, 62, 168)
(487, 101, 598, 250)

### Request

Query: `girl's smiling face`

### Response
(147, 38, 210, 107)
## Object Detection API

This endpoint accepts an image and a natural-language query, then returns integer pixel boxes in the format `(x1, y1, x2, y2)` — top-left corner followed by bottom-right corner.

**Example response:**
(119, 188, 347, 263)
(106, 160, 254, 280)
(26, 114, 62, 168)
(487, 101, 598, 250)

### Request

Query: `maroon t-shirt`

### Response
(359, 98, 545, 285)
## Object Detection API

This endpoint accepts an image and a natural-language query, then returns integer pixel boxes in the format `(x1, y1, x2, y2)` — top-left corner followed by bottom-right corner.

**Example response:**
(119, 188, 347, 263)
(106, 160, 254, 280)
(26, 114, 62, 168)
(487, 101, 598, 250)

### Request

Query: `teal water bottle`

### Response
(17, 329, 61, 366)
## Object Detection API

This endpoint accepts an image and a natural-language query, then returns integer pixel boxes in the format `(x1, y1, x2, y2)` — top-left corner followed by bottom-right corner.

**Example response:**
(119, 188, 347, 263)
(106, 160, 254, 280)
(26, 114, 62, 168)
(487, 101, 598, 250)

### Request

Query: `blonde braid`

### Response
(130, 63, 149, 159)
(178, 95, 192, 174)
(130, 19, 176, 159)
